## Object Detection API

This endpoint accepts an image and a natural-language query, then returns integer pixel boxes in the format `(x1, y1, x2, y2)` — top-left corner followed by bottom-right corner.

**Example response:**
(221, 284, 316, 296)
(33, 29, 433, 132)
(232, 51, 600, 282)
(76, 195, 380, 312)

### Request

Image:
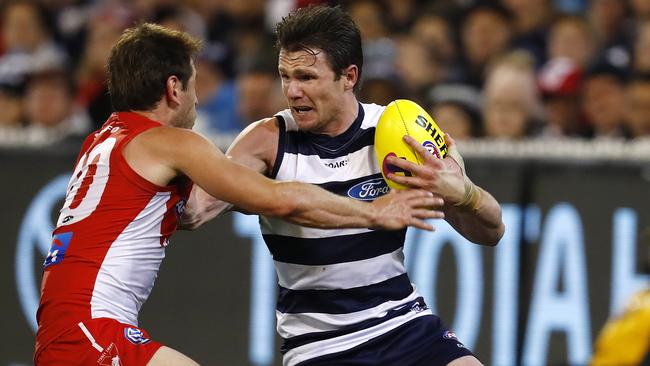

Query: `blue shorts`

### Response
(295, 314, 475, 365)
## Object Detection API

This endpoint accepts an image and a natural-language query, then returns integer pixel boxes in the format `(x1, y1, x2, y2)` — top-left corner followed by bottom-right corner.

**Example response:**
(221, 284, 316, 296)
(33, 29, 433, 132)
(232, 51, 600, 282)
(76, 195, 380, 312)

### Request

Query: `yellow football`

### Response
(375, 99, 448, 190)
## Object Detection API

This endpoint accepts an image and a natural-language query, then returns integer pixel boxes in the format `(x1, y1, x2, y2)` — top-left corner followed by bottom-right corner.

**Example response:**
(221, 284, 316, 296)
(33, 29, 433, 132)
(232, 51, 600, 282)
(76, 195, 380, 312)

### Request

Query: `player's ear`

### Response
(342, 65, 358, 91)
(165, 75, 182, 107)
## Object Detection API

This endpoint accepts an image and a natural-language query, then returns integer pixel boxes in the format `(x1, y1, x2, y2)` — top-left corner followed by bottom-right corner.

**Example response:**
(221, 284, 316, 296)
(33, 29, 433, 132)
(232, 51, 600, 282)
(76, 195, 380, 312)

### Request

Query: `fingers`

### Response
(389, 188, 431, 199)
(395, 189, 444, 211)
(445, 133, 459, 158)
(397, 136, 445, 167)
(407, 207, 444, 231)
(403, 135, 430, 161)
(443, 133, 466, 175)
(387, 173, 427, 188)
(412, 209, 444, 220)
(444, 133, 456, 149)
(403, 135, 440, 164)
(386, 155, 426, 175)
(408, 218, 435, 231)
(409, 196, 444, 209)
(378, 188, 445, 231)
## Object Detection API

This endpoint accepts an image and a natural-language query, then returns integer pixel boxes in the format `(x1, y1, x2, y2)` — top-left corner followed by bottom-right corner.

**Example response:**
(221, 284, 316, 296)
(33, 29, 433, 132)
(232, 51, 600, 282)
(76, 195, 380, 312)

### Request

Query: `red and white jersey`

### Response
(35, 112, 193, 356)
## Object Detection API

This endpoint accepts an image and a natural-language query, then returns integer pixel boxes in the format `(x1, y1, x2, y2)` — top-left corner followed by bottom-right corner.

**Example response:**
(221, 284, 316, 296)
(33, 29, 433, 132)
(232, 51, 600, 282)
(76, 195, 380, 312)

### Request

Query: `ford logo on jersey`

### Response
(347, 177, 390, 201)
(43, 232, 73, 269)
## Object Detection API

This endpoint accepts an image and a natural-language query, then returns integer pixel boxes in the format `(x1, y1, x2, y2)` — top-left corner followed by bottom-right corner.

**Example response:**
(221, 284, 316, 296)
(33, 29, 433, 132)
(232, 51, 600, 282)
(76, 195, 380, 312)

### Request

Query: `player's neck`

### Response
(131, 105, 176, 127)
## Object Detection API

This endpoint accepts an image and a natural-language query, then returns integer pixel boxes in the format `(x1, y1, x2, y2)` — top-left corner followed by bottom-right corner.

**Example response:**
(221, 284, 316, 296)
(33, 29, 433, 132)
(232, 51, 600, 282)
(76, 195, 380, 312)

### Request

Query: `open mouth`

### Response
(293, 106, 313, 114)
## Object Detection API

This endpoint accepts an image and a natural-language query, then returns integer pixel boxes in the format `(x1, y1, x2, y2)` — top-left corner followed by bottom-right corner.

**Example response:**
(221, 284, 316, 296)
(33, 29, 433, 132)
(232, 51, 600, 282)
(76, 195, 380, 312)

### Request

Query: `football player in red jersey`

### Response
(34, 23, 443, 366)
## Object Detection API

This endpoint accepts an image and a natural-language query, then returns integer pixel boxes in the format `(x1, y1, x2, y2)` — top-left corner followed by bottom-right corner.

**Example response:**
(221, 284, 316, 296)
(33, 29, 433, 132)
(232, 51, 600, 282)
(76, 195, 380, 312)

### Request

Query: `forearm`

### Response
(172, 132, 430, 231)
(179, 186, 233, 230)
(444, 185, 504, 246)
(276, 182, 378, 229)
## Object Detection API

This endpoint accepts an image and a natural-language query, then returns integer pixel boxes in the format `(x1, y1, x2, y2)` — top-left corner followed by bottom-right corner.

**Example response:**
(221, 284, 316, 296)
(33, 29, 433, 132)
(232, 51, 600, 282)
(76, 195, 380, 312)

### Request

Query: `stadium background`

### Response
(1, 0, 650, 365)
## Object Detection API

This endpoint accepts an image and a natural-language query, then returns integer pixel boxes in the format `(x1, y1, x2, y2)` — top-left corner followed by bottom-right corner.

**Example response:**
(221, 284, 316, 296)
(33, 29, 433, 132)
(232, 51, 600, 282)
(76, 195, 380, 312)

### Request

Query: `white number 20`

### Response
(57, 137, 117, 227)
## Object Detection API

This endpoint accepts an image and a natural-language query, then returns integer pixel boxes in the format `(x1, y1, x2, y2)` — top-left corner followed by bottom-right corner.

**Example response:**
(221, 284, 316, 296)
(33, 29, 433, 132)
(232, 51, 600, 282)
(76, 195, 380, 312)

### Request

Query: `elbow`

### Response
(480, 204, 506, 246)
(483, 222, 505, 247)
(467, 220, 505, 246)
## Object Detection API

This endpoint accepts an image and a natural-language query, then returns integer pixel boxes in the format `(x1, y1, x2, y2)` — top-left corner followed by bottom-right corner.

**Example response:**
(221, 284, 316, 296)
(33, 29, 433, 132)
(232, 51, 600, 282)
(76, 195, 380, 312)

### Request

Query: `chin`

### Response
(293, 113, 319, 131)
(295, 120, 320, 132)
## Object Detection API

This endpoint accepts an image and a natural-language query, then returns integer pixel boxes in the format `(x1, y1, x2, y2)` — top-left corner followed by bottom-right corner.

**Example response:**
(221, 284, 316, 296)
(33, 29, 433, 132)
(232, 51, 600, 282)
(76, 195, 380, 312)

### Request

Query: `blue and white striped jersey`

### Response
(261, 103, 434, 366)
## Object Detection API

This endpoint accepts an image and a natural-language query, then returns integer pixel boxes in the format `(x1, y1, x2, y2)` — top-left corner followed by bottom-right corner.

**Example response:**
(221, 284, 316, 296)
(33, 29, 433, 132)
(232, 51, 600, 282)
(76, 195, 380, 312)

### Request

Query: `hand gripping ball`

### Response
(375, 99, 448, 190)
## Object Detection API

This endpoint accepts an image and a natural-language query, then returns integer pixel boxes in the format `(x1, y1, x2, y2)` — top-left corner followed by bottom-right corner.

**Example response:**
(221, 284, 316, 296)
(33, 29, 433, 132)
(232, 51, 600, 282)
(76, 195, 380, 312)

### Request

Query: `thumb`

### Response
(445, 132, 457, 152)
(444, 133, 466, 175)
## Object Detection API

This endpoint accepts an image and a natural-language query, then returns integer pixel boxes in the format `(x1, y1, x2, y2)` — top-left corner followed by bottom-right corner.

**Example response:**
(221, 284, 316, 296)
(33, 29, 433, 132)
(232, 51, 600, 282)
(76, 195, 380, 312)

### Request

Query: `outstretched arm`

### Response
(179, 119, 275, 230)
(153, 127, 444, 231)
(385, 134, 505, 245)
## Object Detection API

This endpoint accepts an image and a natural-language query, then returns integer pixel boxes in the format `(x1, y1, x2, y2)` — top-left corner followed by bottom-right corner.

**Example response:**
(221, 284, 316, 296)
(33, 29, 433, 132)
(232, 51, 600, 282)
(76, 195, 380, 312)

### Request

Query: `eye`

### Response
(299, 75, 315, 81)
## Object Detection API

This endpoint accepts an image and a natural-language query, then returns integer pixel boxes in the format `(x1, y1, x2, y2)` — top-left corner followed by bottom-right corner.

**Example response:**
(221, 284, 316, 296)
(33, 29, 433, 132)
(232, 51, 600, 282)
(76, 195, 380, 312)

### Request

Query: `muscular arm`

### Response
(385, 135, 505, 246)
(442, 137, 504, 245)
(179, 118, 278, 229)
(126, 124, 442, 231)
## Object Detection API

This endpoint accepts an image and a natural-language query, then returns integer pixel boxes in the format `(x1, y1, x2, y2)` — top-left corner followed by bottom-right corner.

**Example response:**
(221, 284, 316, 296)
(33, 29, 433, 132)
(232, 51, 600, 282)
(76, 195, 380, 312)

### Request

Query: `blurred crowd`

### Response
(1, 0, 650, 148)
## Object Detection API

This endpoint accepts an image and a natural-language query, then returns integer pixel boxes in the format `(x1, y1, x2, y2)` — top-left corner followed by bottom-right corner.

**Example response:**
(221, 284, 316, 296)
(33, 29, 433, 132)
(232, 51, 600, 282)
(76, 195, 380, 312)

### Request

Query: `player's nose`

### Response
(285, 80, 303, 99)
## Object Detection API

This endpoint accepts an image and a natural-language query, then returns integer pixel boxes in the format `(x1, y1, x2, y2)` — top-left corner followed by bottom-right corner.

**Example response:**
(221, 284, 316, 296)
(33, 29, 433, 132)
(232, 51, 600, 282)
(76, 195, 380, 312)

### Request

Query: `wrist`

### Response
(454, 177, 482, 211)
(367, 202, 381, 228)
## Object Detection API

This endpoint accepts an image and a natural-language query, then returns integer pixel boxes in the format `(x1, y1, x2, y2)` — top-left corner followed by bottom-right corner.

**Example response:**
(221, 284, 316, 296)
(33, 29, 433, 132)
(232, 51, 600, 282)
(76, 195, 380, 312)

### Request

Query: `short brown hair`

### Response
(107, 23, 202, 112)
(276, 5, 363, 93)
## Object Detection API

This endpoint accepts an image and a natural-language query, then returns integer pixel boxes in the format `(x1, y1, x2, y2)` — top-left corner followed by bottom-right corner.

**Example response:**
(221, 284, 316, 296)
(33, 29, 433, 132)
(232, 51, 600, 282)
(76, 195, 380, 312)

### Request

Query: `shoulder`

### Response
(360, 102, 386, 128)
(232, 117, 281, 145)
(227, 117, 281, 174)
(134, 125, 209, 149)
(120, 126, 218, 186)
(127, 126, 214, 165)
